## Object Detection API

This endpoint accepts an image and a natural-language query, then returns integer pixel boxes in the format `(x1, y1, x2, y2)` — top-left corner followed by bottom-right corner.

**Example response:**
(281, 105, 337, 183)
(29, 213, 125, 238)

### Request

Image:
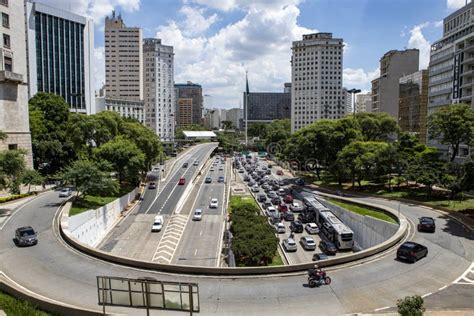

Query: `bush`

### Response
(397, 295, 425, 316)
(0, 291, 50, 315)
(0, 192, 34, 203)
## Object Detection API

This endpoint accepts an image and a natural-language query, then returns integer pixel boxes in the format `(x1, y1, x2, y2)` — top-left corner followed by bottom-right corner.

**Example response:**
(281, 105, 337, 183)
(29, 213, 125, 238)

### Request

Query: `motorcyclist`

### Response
(308, 264, 324, 281)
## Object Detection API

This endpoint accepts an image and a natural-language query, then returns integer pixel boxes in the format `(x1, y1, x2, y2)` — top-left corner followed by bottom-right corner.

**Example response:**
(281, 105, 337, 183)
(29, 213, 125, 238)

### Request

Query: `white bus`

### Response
(317, 211, 354, 250)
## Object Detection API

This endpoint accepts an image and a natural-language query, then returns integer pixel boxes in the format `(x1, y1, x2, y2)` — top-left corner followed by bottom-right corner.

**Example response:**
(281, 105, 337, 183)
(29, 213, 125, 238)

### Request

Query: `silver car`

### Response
(282, 238, 297, 252)
(300, 236, 317, 251)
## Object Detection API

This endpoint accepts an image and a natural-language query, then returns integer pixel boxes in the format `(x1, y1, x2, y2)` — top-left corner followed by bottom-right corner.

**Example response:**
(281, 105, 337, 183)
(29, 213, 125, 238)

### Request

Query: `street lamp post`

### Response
(347, 88, 361, 116)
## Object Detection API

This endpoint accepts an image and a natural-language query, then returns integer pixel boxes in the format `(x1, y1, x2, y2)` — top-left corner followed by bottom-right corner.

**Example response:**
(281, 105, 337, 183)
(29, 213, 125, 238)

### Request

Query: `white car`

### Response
(210, 198, 218, 208)
(193, 161, 199, 166)
(59, 188, 72, 198)
(151, 215, 164, 232)
(193, 209, 202, 221)
(305, 223, 320, 234)
(282, 238, 297, 252)
(274, 222, 286, 234)
(290, 202, 304, 212)
(251, 185, 260, 193)
(278, 188, 286, 196)
(266, 206, 278, 218)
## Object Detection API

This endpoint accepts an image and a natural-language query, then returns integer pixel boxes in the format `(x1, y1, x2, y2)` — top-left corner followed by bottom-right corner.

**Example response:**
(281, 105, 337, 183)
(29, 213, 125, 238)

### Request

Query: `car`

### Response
(219, 166, 224, 171)
(290, 202, 304, 212)
(282, 238, 297, 252)
(263, 200, 273, 209)
(298, 212, 313, 224)
(205, 177, 212, 183)
(290, 220, 304, 233)
(149, 182, 157, 189)
(251, 185, 260, 193)
(283, 211, 295, 221)
(274, 222, 286, 234)
(263, 186, 272, 193)
(151, 215, 164, 232)
(210, 198, 219, 208)
(271, 197, 281, 205)
(59, 187, 72, 197)
(305, 223, 320, 234)
(265, 169, 271, 175)
(267, 164, 273, 169)
(276, 170, 283, 176)
(267, 191, 277, 199)
(418, 217, 436, 233)
(243, 175, 250, 182)
(15, 226, 38, 246)
(258, 179, 266, 186)
(319, 240, 337, 255)
(283, 195, 293, 203)
(193, 209, 203, 221)
(257, 194, 267, 202)
(210, 167, 215, 171)
(397, 242, 428, 263)
(218, 176, 225, 183)
(193, 161, 199, 166)
(266, 206, 278, 218)
(238, 169, 245, 173)
(248, 180, 256, 186)
(278, 188, 286, 196)
(183, 162, 188, 168)
(278, 203, 288, 213)
(271, 184, 280, 191)
(300, 236, 317, 250)
(261, 166, 267, 170)
(312, 253, 329, 261)
(178, 177, 186, 185)
(295, 178, 305, 185)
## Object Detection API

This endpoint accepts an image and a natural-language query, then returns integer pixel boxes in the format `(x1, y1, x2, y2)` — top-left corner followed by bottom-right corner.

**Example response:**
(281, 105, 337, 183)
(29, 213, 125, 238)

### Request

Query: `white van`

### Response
(151, 215, 164, 232)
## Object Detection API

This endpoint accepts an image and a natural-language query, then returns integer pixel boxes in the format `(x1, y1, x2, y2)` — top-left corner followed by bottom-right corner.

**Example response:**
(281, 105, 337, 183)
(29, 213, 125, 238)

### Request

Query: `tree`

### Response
(29, 92, 75, 175)
(397, 295, 425, 316)
(355, 112, 399, 141)
(248, 123, 268, 139)
(60, 160, 118, 199)
(21, 169, 43, 193)
(428, 103, 474, 162)
(221, 120, 234, 130)
(94, 136, 145, 184)
(265, 119, 291, 155)
(0, 150, 27, 194)
(406, 147, 444, 196)
(0, 130, 7, 141)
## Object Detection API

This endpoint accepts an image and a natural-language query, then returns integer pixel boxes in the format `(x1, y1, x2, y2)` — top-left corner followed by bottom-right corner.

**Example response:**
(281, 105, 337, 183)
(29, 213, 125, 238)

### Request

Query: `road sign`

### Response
(97, 276, 199, 315)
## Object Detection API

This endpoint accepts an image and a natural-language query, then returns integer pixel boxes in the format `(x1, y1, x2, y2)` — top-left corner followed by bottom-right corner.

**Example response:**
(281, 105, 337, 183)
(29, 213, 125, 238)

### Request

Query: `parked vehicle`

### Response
(278, 188, 286, 196)
(15, 226, 38, 246)
(284, 211, 295, 221)
(283, 195, 293, 203)
(417, 217, 436, 233)
(265, 169, 271, 175)
(274, 222, 286, 234)
(271, 197, 281, 205)
(319, 240, 337, 255)
(298, 212, 312, 224)
(59, 188, 72, 197)
(178, 177, 186, 185)
(282, 238, 297, 252)
(243, 175, 250, 181)
(209, 198, 219, 208)
(312, 253, 329, 261)
(290, 220, 304, 233)
(251, 185, 260, 193)
(290, 202, 304, 212)
(192, 209, 203, 221)
(266, 206, 278, 218)
(305, 223, 320, 235)
(267, 191, 278, 199)
(257, 194, 267, 202)
(397, 242, 428, 263)
(278, 203, 288, 213)
(263, 201, 273, 209)
(300, 236, 317, 250)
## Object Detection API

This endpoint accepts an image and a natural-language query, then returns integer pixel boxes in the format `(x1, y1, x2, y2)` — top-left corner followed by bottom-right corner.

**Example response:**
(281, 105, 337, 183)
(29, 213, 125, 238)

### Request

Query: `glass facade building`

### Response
(243, 90, 291, 125)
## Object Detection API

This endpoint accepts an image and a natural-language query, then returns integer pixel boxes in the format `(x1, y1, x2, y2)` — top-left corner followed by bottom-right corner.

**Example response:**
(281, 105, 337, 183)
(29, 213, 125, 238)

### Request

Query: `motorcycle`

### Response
(307, 268, 331, 288)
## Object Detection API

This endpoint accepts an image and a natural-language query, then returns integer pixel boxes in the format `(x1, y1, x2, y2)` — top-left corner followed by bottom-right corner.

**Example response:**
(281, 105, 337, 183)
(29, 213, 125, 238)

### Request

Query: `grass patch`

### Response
(328, 198, 398, 224)
(268, 251, 284, 266)
(69, 183, 137, 216)
(229, 195, 259, 214)
(0, 290, 50, 315)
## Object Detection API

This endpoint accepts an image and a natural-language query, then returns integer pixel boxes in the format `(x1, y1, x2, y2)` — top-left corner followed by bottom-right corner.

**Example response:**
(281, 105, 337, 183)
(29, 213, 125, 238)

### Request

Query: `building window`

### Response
(3, 33, 10, 48)
(4, 56, 12, 71)
(8, 144, 17, 150)
(0, 0, 7, 7)
(2, 13, 8, 28)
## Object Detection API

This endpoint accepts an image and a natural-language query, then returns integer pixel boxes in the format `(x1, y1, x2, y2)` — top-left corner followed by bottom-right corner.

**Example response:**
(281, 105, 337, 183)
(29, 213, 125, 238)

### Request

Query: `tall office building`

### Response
(370, 49, 419, 118)
(291, 33, 344, 132)
(176, 98, 193, 129)
(428, 1, 474, 159)
(25, 1, 95, 114)
(399, 70, 429, 144)
(355, 93, 371, 113)
(143, 38, 175, 141)
(227, 108, 243, 130)
(104, 12, 143, 101)
(0, 0, 33, 167)
(175, 82, 203, 125)
(342, 88, 353, 115)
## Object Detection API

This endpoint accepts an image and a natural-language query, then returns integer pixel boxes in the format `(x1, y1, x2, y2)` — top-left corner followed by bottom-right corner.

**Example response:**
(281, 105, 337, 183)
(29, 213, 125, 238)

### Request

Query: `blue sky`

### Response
(38, 0, 470, 108)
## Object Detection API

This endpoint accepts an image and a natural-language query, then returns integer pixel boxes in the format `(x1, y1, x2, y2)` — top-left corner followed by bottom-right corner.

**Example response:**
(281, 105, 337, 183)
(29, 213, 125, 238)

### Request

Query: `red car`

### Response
(276, 170, 283, 176)
(283, 195, 293, 203)
(178, 177, 186, 185)
(278, 203, 288, 213)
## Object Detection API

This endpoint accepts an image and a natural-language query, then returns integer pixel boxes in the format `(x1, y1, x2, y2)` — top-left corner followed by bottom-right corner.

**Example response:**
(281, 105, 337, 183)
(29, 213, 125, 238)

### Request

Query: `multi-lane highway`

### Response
(0, 146, 473, 315)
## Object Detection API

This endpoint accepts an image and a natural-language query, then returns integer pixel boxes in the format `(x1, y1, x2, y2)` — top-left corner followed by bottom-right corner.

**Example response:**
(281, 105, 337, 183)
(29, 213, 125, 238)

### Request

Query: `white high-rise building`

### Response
(355, 93, 371, 113)
(342, 88, 352, 115)
(143, 38, 175, 141)
(291, 33, 344, 132)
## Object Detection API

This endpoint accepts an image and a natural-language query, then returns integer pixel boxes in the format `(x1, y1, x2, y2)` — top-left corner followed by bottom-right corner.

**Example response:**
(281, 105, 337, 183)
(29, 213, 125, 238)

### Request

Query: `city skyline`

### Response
(31, 0, 472, 109)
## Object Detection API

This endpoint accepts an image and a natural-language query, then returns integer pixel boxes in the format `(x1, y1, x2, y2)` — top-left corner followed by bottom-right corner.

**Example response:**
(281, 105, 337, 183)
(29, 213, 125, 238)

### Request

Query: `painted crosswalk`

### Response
(151, 214, 189, 263)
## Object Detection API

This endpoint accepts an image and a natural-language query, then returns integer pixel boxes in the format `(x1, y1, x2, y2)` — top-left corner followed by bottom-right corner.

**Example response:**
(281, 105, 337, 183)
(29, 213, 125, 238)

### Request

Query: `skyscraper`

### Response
(25, 1, 95, 114)
(175, 82, 203, 125)
(143, 38, 175, 142)
(370, 49, 419, 118)
(104, 12, 143, 101)
(0, 0, 33, 167)
(291, 33, 344, 132)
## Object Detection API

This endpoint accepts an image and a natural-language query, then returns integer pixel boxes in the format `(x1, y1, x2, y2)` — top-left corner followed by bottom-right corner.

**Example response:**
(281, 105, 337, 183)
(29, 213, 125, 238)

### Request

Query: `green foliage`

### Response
(21, 169, 44, 193)
(217, 132, 241, 153)
(229, 196, 278, 266)
(397, 295, 425, 316)
(428, 103, 474, 162)
(61, 159, 118, 199)
(328, 198, 397, 224)
(120, 121, 162, 170)
(406, 147, 444, 196)
(0, 192, 34, 203)
(94, 136, 145, 184)
(265, 119, 291, 153)
(355, 112, 399, 141)
(248, 122, 268, 139)
(0, 130, 7, 141)
(221, 120, 234, 130)
(0, 149, 27, 194)
(0, 290, 50, 316)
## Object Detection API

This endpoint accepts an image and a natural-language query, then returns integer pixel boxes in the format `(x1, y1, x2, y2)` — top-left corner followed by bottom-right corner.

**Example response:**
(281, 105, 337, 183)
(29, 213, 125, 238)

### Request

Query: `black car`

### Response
(298, 212, 312, 224)
(397, 242, 428, 263)
(265, 169, 271, 175)
(417, 217, 435, 233)
(15, 226, 38, 247)
(149, 182, 157, 189)
(271, 197, 281, 205)
(319, 240, 337, 255)
(284, 211, 295, 221)
(312, 253, 329, 261)
(182, 162, 188, 168)
(289, 220, 304, 233)
(257, 194, 267, 202)
(243, 175, 250, 181)
(295, 178, 305, 185)
(205, 177, 212, 183)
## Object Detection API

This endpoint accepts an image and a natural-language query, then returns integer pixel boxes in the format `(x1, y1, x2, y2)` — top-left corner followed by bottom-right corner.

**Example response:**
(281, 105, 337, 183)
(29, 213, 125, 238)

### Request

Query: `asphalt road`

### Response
(0, 165, 473, 314)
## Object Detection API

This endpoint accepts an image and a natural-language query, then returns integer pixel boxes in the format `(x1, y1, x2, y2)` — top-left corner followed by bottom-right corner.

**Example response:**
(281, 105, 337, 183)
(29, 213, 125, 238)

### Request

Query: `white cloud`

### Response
(447, 0, 470, 10)
(179, 6, 218, 36)
(157, 2, 314, 107)
(188, 0, 301, 12)
(434, 20, 443, 28)
(94, 46, 105, 90)
(407, 22, 431, 69)
(343, 67, 379, 90)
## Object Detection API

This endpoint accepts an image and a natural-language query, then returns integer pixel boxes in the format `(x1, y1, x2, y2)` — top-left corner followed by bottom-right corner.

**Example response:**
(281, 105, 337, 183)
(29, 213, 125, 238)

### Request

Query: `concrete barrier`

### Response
(59, 192, 409, 275)
(67, 188, 139, 247)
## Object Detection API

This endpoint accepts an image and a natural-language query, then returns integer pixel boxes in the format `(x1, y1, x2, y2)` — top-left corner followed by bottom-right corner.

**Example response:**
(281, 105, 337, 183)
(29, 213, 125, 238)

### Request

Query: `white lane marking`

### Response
(151, 214, 189, 263)
(453, 262, 474, 285)
(438, 285, 448, 291)
(194, 249, 198, 256)
(374, 306, 390, 312)
(0, 192, 53, 230)
(421, 292, 432, 298)
(199, 230, 203, 236)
